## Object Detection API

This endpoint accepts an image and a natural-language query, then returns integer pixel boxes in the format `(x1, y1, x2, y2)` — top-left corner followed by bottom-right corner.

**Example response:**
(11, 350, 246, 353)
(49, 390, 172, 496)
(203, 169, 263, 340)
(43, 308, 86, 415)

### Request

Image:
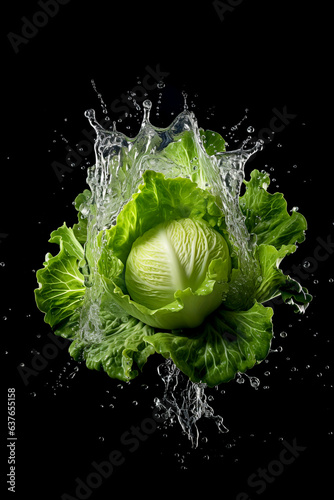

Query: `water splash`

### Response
(75, 100, 265, 440)
(236, 371, 260, 389)
(90, 79, 111, 122)
(79, 100, 263, 338)
(155, 359, 229, 448)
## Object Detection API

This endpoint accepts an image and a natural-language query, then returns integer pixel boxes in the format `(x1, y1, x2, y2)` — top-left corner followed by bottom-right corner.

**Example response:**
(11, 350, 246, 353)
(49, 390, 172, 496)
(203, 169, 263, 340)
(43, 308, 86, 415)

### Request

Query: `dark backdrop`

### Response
(2, 2, 332, 500)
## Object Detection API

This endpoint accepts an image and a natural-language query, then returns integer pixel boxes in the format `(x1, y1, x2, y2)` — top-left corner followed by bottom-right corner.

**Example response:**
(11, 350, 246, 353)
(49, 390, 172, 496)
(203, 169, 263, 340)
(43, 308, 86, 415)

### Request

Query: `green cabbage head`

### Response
(125, 218, 231, 328)
(35, 128, 312, 387)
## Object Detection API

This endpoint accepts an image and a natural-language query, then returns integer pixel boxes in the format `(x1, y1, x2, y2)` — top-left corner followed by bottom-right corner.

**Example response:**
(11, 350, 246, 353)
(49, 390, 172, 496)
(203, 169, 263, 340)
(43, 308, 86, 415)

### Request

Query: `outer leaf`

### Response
(199, 129, 226, 156)
(35, 223, 85, 327)
(144, 301, 273, 387)
(72, 189, 92, 245)
(54, 309, 81, 340)
(254, 243, 312, 312)
(279, 276, 313, 313)
(160, 130, 197, 172)
(35, 223, 156, 381)
(240, 169, 307, 248)
(159, 129, 225, 188)
(240, 169, 312, 312)
(254, 243, 296, 303)
(160, 129, 225, 168)
(69, 305, 155, 382)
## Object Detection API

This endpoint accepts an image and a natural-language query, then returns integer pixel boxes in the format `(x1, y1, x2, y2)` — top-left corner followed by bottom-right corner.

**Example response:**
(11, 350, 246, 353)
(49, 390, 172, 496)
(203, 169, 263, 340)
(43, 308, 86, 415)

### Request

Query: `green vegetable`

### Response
(35, 127, 311, 387)
(124, 218, 231, 327)
(96, 170, 233, 332)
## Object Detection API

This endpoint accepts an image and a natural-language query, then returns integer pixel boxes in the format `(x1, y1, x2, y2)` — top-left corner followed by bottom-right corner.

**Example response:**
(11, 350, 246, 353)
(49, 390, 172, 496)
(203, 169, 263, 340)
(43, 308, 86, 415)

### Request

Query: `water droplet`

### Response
(249, 377, 260, 389)
(303, 261, 311, 268)
(280, 331, 288, 338)
(132, 400, 138, 406)
(182, 91, 188, 110)
(313, 279, 319, 284)
(68, 369, 78, 379)
(0, 262, 5, 267)
(247, 126, 255, 133)
(329, 278, 334, 283)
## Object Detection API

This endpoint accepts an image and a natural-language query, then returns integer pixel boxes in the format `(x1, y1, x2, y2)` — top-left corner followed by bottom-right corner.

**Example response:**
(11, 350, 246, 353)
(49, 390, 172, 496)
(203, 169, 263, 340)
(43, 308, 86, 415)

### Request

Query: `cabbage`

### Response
(125, 218, 231, 328)
(35, 118, 312, 387)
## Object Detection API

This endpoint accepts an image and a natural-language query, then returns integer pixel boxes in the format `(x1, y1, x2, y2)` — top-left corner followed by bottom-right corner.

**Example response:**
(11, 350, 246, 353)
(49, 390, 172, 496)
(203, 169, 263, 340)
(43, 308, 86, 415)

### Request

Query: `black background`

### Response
(2, 1, 333, 499)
